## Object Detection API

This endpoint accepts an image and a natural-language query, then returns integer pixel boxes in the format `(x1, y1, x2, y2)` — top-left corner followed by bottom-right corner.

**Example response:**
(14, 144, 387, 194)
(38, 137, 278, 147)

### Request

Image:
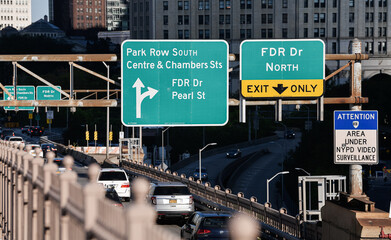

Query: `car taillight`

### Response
(196, 229, 211, 235)
(121, 184, 130, 188)
(40, 131, 42, 132)
(114, 203, 123, 207)
(151, 197, 156, 205)
(189, 196, 193, 204)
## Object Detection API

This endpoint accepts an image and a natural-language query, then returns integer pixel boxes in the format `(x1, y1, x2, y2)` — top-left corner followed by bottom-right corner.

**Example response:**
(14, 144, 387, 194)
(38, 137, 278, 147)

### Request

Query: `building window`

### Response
(241, 0, 246, 9)
(268, 14, 273, 23)
(314, 13, 319, 23)
(333, 0, 337, 7)
(282, 13, 288, 23)
(320, 13, 325, 22)
(379, 12, 382, 22)
(282, 28, 288, 38)
(199, 30, 203, 39)
(383, 27, 387, 36)
(247, 0, 252, 8)
(378, 27, 382, 36)
(261, 29, 266, 38)
(184, 1, 189, 10)
(332, 28, 337, 37)
(184, 15, 189, 25)
(332, 42, 337, 53)
(268, 29, 273, 38)
(333, 13, 337, 22)
(226, 0, 231, 9)
(220, 15, 225, 24)
(320, 28, 325, 37)
(314, 28, 319, 37)
(205, 15, 210, 25)
(205, 29, 210, 38)
(261, 14, 266, 24)
(205, 0, 210, 9)
(349, 0, 354, 7)
(384, 12, 387, 22)
(370, 27, 374, 36)
(240, 14, 245, 24)
(219, 29, 224, 39)
(349, 27, 354, 37)
(219, 0, 224, 9)
(304, 13, 308, 23)
(178, 30, 183, 39)
(163, 1, 168, 10)
(247, 29, 251, 38)
(184, 30, 189, 39)
(199, 15, 203, 24)
(365, 27, 369, 37)
(314, 0, 319, 7)
(282, 0, 287, 8)
(261, 0, 266, 8)
(225, 15, 230, 24)
(178, 15, 183, 25)
(268, 0, 273, 8)
(304, 28, 308, 37)
(164, 30, 168, 39)
(178, 1, 183, 10)
(199, 0, 203, 10)
(349, 12, 354, 22)
(304, 0, 308, 8)
(320, 0, 325, 7)
(247, 14, 252, 24)
(240, 29, 245, 39)
(225, 29, 230, 38)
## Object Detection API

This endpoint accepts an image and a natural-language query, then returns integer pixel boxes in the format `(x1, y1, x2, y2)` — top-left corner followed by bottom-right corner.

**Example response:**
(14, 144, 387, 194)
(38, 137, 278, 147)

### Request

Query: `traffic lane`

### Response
(176, 139, 282, 186)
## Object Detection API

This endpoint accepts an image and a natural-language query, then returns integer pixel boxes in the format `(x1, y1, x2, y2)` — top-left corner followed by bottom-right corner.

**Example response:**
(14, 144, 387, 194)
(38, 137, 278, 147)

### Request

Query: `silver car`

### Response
(148, 182, 194, 220)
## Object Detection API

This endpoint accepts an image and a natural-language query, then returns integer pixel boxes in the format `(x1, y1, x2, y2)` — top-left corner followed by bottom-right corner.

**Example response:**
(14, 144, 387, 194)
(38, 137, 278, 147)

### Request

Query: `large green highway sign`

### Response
(121, 40, 229, 126)
(241, 39, 325, 99)
(37, 86, 61, 100)
(3, 86, 35, 111)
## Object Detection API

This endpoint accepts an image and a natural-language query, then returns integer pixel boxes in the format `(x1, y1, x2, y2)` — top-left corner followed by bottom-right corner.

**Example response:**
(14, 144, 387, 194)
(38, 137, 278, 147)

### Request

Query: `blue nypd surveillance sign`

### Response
(334, 110, 378, 164)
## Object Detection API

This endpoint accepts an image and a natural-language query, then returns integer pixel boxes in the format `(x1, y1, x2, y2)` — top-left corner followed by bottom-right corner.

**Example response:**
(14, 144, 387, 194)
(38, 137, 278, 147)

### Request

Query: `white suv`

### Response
(148, 182, 194, 221)
(97, 168, 131, 201)
(8, 136, 24, 146)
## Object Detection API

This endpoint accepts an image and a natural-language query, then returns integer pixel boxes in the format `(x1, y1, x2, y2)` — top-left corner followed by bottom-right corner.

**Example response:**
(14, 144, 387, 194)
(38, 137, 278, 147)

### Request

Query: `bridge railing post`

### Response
(16, 144, 26, 240)
(43, 151, 58, 240)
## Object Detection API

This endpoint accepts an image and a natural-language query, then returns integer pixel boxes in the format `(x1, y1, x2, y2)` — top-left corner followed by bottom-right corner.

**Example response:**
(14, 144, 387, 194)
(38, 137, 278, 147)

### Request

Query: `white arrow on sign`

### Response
(132, 78, 158, 118)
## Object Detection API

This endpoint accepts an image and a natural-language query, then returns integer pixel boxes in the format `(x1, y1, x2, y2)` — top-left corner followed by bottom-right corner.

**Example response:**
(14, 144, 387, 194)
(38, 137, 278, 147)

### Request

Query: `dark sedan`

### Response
(41, 143, 57, 157)
(226, 149, 241, 158)
(181, 211, 232, 240)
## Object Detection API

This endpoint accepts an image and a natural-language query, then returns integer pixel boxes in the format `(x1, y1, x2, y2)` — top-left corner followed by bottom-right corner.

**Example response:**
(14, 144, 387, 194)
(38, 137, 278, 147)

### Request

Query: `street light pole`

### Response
(161, 127, 171, 167)
(102, 62, 110, 161)
(198, 143, 217, 181)
(266, 171, 289, 204)
(295, 167, 312, 218)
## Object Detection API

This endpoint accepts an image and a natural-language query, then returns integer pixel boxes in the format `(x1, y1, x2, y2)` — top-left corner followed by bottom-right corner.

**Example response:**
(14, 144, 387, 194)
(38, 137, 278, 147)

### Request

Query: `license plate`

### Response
(105, 184, 114, 188)
(169, 199, 177, 203)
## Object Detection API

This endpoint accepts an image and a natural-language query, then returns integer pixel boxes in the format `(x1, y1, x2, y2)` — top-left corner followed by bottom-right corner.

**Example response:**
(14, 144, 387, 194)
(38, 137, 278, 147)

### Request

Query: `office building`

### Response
(0, 0, 31, 30)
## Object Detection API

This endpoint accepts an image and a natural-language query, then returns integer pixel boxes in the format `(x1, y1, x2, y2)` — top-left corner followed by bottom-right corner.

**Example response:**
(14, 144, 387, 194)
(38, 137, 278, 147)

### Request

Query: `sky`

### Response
(31, 0, 48, 22)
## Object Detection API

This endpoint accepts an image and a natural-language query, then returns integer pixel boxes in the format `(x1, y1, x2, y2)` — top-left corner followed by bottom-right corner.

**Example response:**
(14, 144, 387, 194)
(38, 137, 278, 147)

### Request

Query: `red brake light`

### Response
(189, 196, 193, 204)
(196, 229, 211, 235)
(121, 184, 130, 188)
(151, 197, 156, 205)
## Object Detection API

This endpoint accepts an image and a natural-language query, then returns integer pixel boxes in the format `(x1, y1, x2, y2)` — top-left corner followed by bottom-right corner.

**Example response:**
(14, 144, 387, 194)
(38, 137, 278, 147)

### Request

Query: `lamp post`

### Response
(161, 127, 171, 167)
(198, 143, 217, 181)
(295, 167, 312, 217)
(266, 171, 289, 204)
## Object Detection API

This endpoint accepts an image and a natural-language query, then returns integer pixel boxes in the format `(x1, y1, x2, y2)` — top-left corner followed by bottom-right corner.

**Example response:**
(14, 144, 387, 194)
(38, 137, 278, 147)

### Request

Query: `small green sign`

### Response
(3, 86, 35, 110)
(121, 40, 229, 126)
(37, 86, 61, 100)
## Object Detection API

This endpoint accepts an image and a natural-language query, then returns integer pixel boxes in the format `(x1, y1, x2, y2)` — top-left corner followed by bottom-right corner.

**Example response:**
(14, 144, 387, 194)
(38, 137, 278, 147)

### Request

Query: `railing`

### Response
(0, 141, 181, 240)
(121, 159, 321, 239)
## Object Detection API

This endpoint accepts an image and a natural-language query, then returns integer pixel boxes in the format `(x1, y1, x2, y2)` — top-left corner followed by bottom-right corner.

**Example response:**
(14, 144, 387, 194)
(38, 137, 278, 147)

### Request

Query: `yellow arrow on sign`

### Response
(241, 79, 324, 98)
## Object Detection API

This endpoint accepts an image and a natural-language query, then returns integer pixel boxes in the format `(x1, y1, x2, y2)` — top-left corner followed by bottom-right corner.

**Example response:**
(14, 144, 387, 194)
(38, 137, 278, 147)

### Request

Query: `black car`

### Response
(1, 129, 15, 139)
(226, 149, 242, 158)
(181, 211, 232, 240)
(285, 130, 296, 139)
(21, 125, 30, 134)
(41, 143, 57, 157)
(29, 126, 44, 136)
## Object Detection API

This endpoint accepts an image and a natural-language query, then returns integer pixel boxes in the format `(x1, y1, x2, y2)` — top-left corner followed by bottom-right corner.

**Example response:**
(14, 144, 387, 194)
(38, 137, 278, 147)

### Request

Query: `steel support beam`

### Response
(0, 100, 117, 107)
(0, 54, 117, 62)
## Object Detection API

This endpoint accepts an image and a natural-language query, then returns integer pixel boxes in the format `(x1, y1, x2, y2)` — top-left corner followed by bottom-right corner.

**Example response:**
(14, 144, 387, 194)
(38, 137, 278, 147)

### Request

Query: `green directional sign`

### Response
(37, 86, 61, 100)
(121, 40, 229, 126)
(241, 39, 325, 99)
(3, 86, 35, 110)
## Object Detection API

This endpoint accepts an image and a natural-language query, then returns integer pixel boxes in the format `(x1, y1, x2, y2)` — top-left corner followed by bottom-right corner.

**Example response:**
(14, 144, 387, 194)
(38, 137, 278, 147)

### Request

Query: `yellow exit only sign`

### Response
(241, 79, 324, 98)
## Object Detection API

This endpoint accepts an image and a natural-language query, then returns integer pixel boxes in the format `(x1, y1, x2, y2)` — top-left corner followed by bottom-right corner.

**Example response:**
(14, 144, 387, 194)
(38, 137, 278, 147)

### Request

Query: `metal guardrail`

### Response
(121, 160, 315, 239)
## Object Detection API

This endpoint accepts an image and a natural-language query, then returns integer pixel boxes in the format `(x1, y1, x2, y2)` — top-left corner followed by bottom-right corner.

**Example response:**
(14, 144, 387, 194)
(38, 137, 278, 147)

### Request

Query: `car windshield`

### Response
(10, 138, 22, 141)
(99, 171, 127, 181)
(195, 168, 207, 173)
(202, 217, 230, 228)
(153, 186, 191, 195)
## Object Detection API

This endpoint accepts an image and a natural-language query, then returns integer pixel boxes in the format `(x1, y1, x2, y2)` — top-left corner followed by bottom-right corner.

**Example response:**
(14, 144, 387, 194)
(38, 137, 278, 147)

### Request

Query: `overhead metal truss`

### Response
(0, 54, 118, 108)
